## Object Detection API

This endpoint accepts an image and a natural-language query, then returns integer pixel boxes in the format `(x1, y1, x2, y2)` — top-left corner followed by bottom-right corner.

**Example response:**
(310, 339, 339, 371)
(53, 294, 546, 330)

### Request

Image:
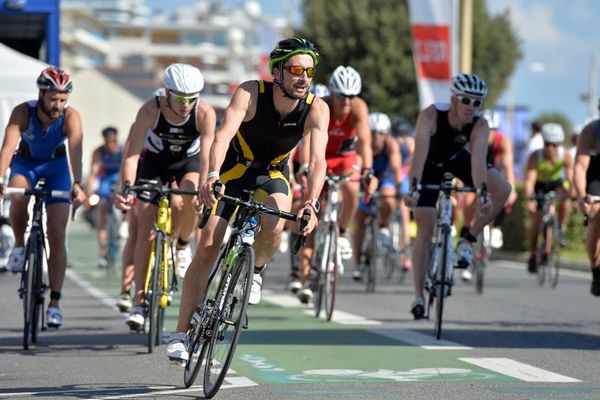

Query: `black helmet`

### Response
(391, 116, 413, 137)
(102, 126, 118, 137)
(268, 37, 319, 73)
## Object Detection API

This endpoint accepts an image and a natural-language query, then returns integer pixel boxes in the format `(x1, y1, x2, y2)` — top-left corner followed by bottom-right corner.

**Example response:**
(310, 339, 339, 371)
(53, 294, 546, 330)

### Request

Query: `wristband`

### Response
(207, 171, 219, 180)
(298, 163, 309, 174)
(72, 181, 83, 190)
(361, 167, 374, 176)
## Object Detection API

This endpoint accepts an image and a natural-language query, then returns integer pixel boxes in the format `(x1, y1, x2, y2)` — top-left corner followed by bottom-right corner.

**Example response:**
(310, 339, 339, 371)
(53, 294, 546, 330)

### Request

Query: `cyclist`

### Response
(0, 67, 86, 328)
(405, 73, 511, 319)
(392, 117, 415, 271)
(114, 63, 216, 330)
(166, 37, 328, 363)
(85, 126, 123, 269)
(574, 104, 600, 295)
(460, 109, 518, 281)
(352, 112, 402, 281)
(523, 123, 573, 273)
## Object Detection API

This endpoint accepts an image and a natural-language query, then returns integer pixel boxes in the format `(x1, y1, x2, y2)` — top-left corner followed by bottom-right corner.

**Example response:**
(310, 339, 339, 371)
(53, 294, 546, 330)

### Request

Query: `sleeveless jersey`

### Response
(226, 80, 314, 166)
(587, 119, 600, 182)
(144, 97, 199, 158)
(99, 145, 123, 178)
(372, 144, 390, 176)
(326, 112, 357, 157)
(535, 147, 565, 182)
(17, 101, 67, 161)
(426, 103, 478, 165)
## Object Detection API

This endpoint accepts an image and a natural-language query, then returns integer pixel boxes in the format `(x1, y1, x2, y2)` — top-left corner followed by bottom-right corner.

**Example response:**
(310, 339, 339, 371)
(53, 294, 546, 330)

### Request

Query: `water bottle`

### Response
(242, 216, 257, 244)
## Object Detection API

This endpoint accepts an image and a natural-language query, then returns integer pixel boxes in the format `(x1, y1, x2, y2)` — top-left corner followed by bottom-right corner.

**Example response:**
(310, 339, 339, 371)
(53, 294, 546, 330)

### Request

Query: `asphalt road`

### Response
(0, 221, 599, 400)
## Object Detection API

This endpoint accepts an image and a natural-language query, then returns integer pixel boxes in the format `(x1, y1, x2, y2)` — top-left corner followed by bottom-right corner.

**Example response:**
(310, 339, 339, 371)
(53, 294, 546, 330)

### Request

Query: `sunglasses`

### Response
(456, 95, 483, 108)
(544, 142, 559, 148)
(335, 92, 356, 100)
(170, 92, 198, 104)
(283, 65, 315, 78)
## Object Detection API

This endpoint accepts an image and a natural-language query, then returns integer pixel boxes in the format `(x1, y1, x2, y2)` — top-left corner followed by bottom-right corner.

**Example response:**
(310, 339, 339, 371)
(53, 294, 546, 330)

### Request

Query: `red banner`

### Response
(412, 24, 451, 80)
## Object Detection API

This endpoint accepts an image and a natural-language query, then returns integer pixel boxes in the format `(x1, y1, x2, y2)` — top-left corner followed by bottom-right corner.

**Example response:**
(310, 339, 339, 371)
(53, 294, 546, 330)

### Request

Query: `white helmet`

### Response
(329, 65, 361, 96)
(368, 112, 392, 134)
(482, 109, 500, 129)
(164, 63, 204, 94)
(541, 123, 565, 143)
(310, 83, 330, 97)
(451, 73, 488, 98)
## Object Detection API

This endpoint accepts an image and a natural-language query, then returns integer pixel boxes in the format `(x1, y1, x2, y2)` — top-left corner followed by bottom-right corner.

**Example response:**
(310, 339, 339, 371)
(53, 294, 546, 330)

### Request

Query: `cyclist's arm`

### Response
(86, 147, 102, 197)
(303, 97, 329, 203)
(564, 148, 575, 195)
(500, 135, 516, 189)
(386, 136, 403, 186)
(469, 117, 489, 190)
(523, 152, 538, 200)
(0, 103, 27, 180)
(574, 124, 593, 199)
(196, 101, 217, 186)
(121, 101, 156, 186)
(409, 105, 436, 186)
(352, 98, 372, 171)
(63, 107, 84, 185)
(207, 81, 255, 176)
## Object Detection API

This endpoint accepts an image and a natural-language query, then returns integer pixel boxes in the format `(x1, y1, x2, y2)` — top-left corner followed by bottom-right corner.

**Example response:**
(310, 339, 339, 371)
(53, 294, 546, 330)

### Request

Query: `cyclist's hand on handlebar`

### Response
(201, 177, 223, 208)
(297, 205, 318, 235)
(525, 199, 537, 214)
(114, 192, 133, 211)
(577, 196, 591, 215)
(71, 183, 87, 210)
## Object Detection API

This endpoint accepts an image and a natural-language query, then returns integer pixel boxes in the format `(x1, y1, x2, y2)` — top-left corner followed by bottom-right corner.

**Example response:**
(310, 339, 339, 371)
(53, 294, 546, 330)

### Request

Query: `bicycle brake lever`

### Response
(291, 209, 311, 255)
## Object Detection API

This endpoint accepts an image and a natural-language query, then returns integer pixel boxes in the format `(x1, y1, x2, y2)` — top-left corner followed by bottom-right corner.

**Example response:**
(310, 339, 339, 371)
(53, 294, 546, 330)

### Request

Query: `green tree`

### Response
(298, 0, 522, 121)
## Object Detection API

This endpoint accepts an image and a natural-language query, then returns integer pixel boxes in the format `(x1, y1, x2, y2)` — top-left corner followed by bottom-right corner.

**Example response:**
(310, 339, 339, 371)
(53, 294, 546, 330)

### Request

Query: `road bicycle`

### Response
(383, 194, 412, 284)
(88, 191, 122, 276)
(4, 179, 71, 350)
(418, 174, 482, 340)
(184, 185, 307, 398)
(123, 179, 198, 353)
(531, 191, 562, 288)
(311, 173, 347, 320)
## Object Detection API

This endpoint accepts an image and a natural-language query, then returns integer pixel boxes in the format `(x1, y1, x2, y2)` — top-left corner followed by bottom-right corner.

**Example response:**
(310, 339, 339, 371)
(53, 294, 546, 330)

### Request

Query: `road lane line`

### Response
(372, 328, 473, 350)
(66, 269, 119, 310)
(459, 358, 581, 382)
(497, 260, 590, 279)
(302, 309, 381, 325)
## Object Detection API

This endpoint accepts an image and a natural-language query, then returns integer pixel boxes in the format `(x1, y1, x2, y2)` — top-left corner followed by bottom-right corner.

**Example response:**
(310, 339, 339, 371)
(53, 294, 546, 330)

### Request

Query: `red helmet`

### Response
(36, 67, 73, 93)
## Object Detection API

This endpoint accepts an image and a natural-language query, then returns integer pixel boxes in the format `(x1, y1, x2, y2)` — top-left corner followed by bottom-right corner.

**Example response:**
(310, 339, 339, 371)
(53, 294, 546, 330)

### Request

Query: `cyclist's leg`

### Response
(411, 207, 436, 299)
(7, 174, 30, 248)
(172, 171, 200, 244)
(587, 203, 600, 295)
(96, 202, 108, 265)
(131, 201, 156, 306)
(45, 203, 70, 309)
(556, 185, 571, 241)
(464, 168, 511, 237)
(352, 207, 367, 274)
(118, 205, 138, 310)
(379, 182, 396, 227)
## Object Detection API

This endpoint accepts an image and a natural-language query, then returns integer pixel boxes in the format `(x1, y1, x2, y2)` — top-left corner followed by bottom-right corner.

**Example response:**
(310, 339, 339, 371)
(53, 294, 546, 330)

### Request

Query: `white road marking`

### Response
(303, 309, 381, 325)
(66, 269, 119, 310)
(459, 357, 581, 382)
(372, 328, 473, 350)
(497, 259, 590, 279)
(262, 289, 311, 308)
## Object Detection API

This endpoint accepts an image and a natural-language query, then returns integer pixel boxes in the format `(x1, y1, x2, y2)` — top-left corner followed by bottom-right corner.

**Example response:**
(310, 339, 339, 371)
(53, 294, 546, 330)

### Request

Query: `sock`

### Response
(177, 238, 189, 248)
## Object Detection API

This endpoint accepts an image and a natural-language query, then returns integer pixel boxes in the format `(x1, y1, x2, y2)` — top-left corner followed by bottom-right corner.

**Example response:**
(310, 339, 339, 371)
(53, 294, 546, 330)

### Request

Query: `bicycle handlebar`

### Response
(3, 187, 71, 199)
(122, 180, 199, 198)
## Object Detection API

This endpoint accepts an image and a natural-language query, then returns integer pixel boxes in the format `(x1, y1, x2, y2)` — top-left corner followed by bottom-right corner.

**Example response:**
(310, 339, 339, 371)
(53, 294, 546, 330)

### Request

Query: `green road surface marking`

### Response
(66, 221, 523, 385)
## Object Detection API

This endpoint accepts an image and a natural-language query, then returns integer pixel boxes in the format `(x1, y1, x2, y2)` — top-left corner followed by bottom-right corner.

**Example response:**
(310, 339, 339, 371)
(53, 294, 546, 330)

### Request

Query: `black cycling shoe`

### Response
(591, 276, 600, 297)
(410, 299, 425, 320)
(527, 256, 538, 273)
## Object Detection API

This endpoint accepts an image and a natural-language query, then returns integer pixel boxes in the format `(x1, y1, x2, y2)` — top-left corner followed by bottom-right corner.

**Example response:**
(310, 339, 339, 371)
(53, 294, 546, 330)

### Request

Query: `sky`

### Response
(144, 0, 599, 127)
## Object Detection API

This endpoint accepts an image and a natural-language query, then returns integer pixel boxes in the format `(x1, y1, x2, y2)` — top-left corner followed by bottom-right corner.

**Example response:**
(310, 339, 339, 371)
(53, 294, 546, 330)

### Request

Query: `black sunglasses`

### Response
(456, 95, 483, 108)
(335, 92, 356, 100)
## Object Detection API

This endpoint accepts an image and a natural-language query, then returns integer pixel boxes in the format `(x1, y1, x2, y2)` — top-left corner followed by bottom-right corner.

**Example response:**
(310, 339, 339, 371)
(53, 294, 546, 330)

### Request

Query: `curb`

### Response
(491, 250, 590, 273)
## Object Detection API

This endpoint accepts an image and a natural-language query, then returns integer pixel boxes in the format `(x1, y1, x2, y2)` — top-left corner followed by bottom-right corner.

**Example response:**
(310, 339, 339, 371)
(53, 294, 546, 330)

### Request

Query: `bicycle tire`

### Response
(366, 218, 378, 293)
(385, 217, 400, 280)
(324, 224, 338, 321)
(106, 208, 120, 276)
(147, 236, 163, 354)
(184, 246, 228, 388)
(31, 235, 44, 344)
(203, 245, 255, 398)
(434, 232, 450, 340)
(550, 217, 560, 288)
(537, 222, 549, 286)
(22, 242, 35, 350)
(425, 242, 439, 320)
(313, 225, 330, 318)
(474, 234, 486, 294)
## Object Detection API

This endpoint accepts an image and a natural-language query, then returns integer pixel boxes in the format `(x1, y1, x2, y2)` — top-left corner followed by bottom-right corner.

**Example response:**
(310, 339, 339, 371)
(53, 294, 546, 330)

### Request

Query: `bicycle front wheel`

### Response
(147, 236, 163, 354)
(549, 218, 560, 288)
(184, 246, 228, 388)
(324, 224, 338, 321)
(21, 244, 35, 350)
(313, 226, 331, 318)
(203, 245, 255, 398)
(434, 234, 450, 340)
(366, 218, 378, 293)
(537, 223, 549, 286)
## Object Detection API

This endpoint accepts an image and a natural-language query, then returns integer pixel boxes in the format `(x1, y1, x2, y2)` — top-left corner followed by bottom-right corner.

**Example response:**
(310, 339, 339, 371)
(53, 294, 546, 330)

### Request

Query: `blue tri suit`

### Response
(9, 101, 72, 204)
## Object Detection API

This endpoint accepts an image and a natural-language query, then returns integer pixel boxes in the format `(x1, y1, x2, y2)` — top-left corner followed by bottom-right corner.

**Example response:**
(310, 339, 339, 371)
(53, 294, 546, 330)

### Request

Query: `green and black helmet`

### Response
(268, 37, 319, 74)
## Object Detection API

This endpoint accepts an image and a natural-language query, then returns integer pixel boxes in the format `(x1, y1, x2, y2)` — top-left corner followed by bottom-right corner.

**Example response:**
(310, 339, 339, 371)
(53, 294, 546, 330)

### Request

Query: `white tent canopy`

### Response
(0, 42, 49, 135)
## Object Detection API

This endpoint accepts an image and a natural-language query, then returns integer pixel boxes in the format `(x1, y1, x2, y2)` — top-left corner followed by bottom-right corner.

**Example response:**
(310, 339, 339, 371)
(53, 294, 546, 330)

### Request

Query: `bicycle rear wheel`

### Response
(147, 237, 162, 353)
(184, 246, 228, 388)
(324, 224, 338, 321)
(203, 245, 255, 398)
